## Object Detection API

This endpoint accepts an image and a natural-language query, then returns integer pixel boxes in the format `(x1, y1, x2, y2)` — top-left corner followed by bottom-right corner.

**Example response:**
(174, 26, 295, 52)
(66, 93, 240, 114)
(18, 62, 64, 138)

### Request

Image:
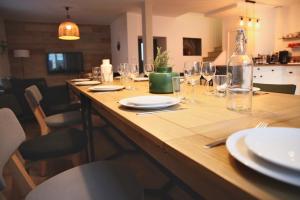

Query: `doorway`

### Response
(138, 36, 167, 73)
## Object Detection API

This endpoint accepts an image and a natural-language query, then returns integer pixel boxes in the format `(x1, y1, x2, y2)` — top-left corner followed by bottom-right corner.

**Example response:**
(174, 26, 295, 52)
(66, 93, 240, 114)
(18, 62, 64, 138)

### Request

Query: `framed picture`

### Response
(183, 38, 202, 56)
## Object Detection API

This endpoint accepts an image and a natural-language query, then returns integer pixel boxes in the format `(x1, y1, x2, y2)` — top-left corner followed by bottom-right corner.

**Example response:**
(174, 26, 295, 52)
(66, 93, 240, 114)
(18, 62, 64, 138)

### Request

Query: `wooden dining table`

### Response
(68, 80, 300, 200)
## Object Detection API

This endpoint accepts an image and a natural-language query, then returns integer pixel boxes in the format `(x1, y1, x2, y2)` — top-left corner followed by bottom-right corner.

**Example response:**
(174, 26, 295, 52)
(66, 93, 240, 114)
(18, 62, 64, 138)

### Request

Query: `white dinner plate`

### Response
(119, 95, 180, 109)
(253, 87, 261, 92)
(245, 128, 300, 171)
(70, 78, 91, 82)
(88, 85, 124, 92)
(133, 77, 149, 81)
(226, 129, 300, 187)
(74, 81, 101, 86)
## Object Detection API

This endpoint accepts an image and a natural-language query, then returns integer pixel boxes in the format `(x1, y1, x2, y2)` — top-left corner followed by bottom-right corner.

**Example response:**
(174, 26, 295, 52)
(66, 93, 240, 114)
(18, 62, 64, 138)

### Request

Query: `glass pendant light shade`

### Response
(58, 7, 80, 40)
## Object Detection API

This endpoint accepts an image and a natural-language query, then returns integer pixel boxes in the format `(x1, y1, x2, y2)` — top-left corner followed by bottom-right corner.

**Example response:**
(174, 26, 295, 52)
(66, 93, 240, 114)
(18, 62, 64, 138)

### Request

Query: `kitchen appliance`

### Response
(279, 51, 290, 64)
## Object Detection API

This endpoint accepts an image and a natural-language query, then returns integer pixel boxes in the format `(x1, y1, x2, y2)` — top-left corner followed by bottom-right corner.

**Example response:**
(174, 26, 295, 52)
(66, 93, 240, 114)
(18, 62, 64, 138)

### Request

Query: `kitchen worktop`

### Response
(255, 63, 300, 66)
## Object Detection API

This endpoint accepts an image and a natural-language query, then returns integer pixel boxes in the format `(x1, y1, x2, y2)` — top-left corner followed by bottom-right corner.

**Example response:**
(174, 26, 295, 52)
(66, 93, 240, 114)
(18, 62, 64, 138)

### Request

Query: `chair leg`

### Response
(39, 161, 47, 177)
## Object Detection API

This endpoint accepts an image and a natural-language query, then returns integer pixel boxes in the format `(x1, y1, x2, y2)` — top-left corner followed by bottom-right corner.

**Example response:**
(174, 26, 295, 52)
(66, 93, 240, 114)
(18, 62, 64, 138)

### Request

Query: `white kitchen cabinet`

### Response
(253, 65, 300, 95)
(253, 66, 283, 84)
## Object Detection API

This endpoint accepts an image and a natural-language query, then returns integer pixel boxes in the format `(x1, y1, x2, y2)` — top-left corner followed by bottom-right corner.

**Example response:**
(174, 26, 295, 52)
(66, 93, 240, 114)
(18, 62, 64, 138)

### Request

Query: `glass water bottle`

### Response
(226, 29, 253, 112)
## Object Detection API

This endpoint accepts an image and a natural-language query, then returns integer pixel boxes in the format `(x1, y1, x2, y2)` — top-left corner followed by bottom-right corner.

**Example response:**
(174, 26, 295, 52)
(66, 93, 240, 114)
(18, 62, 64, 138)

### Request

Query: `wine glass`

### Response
(184, 61, 202, 102)
(144, 63, 154, 77)
(118, 63, 128, 77)
(202, 61, 216, 94)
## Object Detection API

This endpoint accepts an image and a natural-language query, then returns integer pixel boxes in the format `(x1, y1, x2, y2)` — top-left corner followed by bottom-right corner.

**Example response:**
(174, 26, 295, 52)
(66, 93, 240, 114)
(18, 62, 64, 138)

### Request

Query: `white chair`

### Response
(24, 85, 82, 135)
(0, 108, 143, 200)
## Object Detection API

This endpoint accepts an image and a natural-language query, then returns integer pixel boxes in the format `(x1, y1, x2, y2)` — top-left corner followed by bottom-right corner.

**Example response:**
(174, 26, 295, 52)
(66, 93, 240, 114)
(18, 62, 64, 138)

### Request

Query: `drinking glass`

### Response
(144, 63, 154, 77)
(184, 61, 201, 102)
(202, 62, 216, 94)
(92, 67, 101, 81)
(213, 75, 227, 97)
(172, 76, 184, 100)
(118, 63, 128, 77)
(124, 63, 139, 90)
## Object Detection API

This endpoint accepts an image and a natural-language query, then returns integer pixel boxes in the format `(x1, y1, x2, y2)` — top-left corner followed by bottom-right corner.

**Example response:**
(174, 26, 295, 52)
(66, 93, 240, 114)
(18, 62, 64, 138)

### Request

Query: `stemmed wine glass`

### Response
(184, 61, 202, 102)
(201, 61, 216, 94)
(143, 63, 154, 77)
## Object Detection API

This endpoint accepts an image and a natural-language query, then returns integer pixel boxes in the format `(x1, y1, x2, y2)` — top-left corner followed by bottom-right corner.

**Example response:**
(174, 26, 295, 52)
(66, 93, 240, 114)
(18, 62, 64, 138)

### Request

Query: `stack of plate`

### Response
(133, 77, 149, 82)
(226, 127, 300, 186)
(74, 81, 101, 86)
(88, 85, 124, 92)
(119, 95, 180, 109)
(70, 78, 91, 82)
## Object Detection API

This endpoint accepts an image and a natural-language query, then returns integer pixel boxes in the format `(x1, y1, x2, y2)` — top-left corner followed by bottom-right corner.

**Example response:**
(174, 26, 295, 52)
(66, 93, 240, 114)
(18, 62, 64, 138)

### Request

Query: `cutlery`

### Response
(136, 108, 186, 115)
(203, 121, 268, 149)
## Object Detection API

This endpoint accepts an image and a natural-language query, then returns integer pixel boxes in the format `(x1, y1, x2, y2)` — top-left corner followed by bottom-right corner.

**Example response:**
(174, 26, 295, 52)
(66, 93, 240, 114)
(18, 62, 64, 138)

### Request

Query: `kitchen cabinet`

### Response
(253, 65, 300, 95)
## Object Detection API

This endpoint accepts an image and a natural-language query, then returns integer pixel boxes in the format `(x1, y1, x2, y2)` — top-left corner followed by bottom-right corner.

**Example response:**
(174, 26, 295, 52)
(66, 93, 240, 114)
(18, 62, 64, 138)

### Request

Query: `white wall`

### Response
(222, 2, 300, 62)
(274, 3, 300, 56)
(110, 13, 129, 69)
(0, 17, 10, 77)
(222, 5, 276, 61)
(111, 12, 222, 72)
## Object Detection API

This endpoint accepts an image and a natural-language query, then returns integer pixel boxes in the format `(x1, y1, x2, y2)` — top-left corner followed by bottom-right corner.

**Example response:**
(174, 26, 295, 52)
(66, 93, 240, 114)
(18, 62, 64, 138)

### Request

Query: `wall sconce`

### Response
(0, 40, 7, 55)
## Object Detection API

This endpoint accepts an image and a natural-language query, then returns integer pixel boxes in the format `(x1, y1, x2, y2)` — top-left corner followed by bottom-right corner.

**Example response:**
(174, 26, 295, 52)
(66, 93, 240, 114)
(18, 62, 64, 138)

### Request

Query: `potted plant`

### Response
(149, 47, 178, 93)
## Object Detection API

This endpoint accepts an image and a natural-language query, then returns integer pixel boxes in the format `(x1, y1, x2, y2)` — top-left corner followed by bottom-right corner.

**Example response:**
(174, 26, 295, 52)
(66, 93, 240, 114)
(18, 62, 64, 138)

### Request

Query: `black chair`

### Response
(253, 83, 296, 94)
(0, 108, 143, 200)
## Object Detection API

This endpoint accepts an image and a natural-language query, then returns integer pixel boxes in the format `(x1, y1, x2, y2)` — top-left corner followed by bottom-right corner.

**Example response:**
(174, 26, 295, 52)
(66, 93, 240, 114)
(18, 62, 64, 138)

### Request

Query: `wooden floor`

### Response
(2, 116, 195, 200)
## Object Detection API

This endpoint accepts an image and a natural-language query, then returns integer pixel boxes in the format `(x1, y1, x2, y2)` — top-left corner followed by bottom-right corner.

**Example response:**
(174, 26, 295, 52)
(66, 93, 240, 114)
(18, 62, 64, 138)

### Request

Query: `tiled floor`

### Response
(2, 116, 195, 200)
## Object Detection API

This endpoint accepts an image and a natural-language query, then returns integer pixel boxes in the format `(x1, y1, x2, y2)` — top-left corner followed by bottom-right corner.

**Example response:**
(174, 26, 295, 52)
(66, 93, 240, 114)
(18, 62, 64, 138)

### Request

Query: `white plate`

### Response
(119, 95, 180, 109)
(253, 87, 261, 92)
(127, 95, 175, 106)
(74, 81, 101, 86)
(245, 128, 300, 171)
(226, 129, 300, 187)
(70, 78, 91, 82)
(133, 77, 149, 81)
(88, 85, 124, 91)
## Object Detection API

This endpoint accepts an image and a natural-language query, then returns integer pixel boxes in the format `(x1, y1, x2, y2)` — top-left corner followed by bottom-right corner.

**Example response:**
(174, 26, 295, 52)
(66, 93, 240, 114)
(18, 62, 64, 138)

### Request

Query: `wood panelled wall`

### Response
(5, 20, 111, 86)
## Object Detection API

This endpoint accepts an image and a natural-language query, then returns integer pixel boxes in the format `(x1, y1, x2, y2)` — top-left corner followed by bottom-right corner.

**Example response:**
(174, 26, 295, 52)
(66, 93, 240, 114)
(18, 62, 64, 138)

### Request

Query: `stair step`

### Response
(203, 57, 215, 62)
(208, 51, 221, 58)
(214, 46, 223, 51)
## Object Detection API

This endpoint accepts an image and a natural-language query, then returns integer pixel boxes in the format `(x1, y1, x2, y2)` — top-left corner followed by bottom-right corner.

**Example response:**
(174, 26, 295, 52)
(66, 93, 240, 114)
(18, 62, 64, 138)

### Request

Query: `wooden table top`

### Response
(68, 81, 300, 200)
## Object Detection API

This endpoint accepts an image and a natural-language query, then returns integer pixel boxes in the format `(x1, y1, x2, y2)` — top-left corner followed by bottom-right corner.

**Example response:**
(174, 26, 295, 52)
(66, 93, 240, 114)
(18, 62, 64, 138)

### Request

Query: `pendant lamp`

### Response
(58, 7, 80, 40)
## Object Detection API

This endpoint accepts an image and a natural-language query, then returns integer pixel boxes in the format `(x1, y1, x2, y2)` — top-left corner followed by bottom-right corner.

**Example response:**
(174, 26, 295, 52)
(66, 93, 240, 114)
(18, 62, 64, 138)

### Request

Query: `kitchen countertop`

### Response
(255, 63, 300, 66)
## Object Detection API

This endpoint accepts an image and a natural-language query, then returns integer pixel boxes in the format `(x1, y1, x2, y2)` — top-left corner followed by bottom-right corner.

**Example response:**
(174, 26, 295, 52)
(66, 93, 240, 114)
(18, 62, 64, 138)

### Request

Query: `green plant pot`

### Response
(149, 67, 179, 94)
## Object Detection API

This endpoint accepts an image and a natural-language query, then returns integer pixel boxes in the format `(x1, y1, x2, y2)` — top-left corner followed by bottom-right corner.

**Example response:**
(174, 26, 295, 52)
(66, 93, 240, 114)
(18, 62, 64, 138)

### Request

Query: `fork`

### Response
(203, 121, 269, 149)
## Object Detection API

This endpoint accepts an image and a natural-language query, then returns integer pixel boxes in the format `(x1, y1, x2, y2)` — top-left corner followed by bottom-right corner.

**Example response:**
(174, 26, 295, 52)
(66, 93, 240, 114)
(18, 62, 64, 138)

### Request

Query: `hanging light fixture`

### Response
(239, 0, 261, 29)
(255, 19, 260, 29)
(58, 7, 80, 40)
(239, 16, 244, 26)
(247, 18, 252, 27)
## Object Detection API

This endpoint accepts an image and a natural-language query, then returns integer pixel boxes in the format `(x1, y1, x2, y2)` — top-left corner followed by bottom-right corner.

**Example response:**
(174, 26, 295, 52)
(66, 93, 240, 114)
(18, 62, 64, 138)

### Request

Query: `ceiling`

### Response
(0, 0, 298, 25)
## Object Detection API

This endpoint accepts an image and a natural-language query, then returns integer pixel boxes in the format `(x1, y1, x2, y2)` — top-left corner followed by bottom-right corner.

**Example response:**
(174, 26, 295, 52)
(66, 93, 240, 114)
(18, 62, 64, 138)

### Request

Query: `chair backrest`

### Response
(24, 85, 49, 135)
(0, 108, 26, 191)
(24, 85, 43, 106)
(253, 83, 296, 94)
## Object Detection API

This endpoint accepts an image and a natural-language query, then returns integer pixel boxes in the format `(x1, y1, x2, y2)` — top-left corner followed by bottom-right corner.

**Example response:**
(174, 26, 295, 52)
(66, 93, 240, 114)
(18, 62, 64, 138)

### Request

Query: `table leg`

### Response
(80, 94, 95, 162)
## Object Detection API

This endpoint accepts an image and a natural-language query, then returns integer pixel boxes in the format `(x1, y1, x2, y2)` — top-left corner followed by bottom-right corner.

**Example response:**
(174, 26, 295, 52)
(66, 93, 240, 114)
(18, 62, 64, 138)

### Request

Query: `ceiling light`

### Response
(58, 7, 80, 40)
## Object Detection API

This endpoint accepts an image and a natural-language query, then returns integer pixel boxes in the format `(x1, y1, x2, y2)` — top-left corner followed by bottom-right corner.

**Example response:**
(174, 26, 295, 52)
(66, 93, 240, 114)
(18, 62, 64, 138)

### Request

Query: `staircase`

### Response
(203, 46, 222, 62)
